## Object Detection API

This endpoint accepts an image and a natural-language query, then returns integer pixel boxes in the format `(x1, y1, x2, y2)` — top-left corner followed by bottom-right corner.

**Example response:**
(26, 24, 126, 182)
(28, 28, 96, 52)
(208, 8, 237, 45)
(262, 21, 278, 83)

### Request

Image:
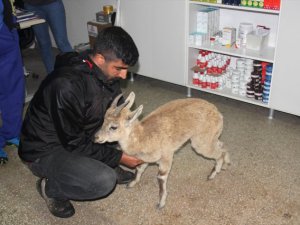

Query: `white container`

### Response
(245, 58, 254, 66)
(239, 89, 246, 96)
(246, 30, 270, 51)
(236, 58, 245, 67)
(226, 79, 232, 88)
(232, 87, 239, 94)
(238, 23, 253, 47)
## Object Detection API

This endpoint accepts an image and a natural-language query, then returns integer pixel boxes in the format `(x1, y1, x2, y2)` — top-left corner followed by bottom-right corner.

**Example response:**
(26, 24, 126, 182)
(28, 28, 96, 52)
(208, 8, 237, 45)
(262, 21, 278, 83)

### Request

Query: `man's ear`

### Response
(94, 54, 105, 66)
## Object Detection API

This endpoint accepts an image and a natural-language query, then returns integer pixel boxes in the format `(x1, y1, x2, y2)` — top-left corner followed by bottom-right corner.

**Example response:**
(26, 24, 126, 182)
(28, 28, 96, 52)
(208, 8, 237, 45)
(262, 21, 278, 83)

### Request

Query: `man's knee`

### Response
(91, 166, 117, 198)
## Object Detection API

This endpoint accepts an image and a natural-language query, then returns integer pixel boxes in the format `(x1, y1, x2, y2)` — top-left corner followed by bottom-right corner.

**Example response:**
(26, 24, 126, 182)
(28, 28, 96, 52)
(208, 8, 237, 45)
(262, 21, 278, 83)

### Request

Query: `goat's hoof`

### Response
(126, 182, 136, 189)
(221, 165, 227, 171)
(222, 162, 231, 171)
(207, 174, 215, 181)
(156, 203, 165, 210)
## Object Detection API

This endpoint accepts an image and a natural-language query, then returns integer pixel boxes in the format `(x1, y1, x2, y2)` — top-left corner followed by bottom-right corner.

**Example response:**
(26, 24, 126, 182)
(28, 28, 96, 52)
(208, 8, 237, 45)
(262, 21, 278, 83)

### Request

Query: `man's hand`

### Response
(120, 153, 143, 168)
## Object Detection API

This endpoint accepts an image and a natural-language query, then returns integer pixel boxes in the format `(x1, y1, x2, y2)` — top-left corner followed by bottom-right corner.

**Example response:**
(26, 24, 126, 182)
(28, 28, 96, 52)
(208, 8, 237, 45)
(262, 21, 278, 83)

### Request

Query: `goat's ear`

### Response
(124, 92, 135, 110)
(125, 105, 143, 126)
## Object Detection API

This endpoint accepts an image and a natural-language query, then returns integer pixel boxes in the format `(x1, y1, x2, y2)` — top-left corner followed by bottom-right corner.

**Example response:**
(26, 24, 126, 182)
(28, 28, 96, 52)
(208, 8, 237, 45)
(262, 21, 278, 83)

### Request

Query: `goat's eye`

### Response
(109, 125, 118, 131)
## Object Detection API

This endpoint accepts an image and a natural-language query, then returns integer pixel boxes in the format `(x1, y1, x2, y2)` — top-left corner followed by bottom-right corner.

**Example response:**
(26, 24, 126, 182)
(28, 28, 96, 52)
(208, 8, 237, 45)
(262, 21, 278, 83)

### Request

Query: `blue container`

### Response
(266, 65, 273, 73)
(262, 98, 269, 103)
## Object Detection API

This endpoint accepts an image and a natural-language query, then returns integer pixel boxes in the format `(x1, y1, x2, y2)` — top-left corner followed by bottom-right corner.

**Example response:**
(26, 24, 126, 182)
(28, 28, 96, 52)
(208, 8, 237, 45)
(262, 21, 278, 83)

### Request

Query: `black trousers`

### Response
(26, 150, 117, 201)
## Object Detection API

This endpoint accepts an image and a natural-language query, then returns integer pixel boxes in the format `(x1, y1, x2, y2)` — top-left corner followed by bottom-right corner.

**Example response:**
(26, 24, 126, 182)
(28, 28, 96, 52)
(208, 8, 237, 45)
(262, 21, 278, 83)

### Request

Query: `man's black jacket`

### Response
(18, 52, 123, 167)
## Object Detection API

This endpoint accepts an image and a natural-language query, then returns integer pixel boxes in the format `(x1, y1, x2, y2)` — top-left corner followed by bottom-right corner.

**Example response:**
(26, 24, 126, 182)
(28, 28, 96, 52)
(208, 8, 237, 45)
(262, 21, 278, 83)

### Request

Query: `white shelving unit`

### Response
(185, 1, 281, 112)
(117, 0, 300, 117)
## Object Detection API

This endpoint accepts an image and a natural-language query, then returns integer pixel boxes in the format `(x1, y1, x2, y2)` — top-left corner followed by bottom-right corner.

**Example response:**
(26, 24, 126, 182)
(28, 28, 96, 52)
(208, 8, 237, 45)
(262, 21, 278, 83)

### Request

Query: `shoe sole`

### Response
(36, 178, 75, 218)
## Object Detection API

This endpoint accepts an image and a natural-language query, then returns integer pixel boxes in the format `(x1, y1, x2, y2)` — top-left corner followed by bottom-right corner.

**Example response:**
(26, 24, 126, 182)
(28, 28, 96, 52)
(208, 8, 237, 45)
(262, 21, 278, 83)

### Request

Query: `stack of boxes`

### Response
(189, 7, 220, 46)
(196, 7, 219, 36)
(87, 5, 115, 48)
(87, 21, 112, 48)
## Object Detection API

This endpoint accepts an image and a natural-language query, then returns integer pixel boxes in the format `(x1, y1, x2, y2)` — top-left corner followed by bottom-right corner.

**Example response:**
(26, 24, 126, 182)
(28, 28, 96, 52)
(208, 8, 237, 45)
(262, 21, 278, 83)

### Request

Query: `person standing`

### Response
(19, 26, 143, 218)
(0, 0, 25, 164)
(23, 0, 73, 74)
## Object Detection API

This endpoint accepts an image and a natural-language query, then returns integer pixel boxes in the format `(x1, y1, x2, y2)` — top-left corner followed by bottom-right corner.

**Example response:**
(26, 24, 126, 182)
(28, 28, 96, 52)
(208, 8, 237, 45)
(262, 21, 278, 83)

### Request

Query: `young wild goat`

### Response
(94, 92, 230, 209)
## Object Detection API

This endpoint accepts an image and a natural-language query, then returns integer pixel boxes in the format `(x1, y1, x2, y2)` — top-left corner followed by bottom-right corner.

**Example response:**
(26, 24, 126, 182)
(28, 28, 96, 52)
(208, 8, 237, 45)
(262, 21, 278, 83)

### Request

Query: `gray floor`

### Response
(1, 48, 300, 225)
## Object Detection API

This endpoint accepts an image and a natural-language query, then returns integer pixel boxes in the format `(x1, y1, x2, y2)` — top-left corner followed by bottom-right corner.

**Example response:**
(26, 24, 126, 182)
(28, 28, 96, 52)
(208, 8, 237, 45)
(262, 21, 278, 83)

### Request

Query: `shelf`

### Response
(18, 18, 45, 29)
(189, 1, 280, 15)
(187, 83, 269, 108)
(189, 43, 275, 62)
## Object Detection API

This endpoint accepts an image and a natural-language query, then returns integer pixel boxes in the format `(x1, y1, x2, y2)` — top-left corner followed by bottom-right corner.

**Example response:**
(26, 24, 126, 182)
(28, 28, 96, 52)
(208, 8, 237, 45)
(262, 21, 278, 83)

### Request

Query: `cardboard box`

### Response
(96, 11, 112, 23)
(87, 21, 112, 48)
(222, 27, 236, 46)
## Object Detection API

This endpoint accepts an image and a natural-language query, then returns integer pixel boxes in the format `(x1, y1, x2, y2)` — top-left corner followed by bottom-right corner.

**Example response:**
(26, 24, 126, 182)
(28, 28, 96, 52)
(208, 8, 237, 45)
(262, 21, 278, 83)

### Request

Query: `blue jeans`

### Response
(25, 0, 73, 74)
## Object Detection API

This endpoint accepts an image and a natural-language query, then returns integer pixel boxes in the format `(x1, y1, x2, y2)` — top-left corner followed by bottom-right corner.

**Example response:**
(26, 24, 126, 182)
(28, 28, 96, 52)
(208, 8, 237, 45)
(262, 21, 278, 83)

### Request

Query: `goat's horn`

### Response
(124, 92, 135, 110)
(110, 93, 123, 109)
(113, 101, 130, 116)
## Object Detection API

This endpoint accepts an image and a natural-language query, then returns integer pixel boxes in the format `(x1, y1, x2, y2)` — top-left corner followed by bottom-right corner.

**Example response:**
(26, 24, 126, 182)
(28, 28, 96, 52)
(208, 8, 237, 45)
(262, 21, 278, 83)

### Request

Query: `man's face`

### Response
(92, 54, 129, 80)
(102, 59, 129, 80)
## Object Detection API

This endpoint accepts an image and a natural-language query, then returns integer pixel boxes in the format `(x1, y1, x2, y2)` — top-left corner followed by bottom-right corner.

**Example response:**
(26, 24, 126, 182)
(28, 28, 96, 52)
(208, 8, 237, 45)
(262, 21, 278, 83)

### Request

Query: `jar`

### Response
(207, 61, 213, 75)
(192, 72, 199, 85)
(238, 23, 253, 47)
(253, 60, 262, 73)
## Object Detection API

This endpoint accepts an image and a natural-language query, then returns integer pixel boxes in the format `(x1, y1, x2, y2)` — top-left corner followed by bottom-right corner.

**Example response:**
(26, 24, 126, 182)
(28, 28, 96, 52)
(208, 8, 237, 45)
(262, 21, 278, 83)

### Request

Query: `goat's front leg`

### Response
(157, 157, 173, 209)
(127, 163, 148, 188)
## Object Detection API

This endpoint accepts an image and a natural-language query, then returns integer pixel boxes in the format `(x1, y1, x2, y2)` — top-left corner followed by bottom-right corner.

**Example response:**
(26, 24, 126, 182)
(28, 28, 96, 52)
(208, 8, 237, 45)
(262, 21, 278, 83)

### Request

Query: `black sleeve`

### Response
(47, 76, 122, 168)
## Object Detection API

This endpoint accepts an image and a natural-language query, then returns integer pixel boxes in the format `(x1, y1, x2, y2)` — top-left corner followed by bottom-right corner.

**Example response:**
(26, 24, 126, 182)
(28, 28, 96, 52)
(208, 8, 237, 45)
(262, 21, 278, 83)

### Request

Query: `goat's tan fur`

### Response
(94, 92, 230, 209)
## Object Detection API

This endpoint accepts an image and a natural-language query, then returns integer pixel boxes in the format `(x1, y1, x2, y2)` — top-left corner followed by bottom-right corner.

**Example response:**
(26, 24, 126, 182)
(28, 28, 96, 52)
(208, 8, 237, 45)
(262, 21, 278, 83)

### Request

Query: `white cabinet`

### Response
(185, 0, 300, 117)
(119, 0, 186, 85)
(268, 0, 300, 116)
(118, 0, 300, 116)
(186, 1, 280, 108)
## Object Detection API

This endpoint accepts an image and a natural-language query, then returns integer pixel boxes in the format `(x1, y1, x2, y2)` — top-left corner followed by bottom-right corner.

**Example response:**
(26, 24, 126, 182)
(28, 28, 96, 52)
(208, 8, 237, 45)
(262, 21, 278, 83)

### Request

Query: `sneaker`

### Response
(114, 166, 135, 184)
(6, 137, 20, 147)
(0, 148, 8, 165)
(36, 178, 75, 218)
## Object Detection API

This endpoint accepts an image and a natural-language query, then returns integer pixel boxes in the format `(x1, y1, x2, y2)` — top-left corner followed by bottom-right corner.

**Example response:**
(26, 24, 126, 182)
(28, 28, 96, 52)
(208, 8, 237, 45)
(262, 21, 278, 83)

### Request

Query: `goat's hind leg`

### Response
(127, 163, 149, 188)
(207, 140, 230, 180)
(221, 146, 230, 171)
(191, 137, 229, 180)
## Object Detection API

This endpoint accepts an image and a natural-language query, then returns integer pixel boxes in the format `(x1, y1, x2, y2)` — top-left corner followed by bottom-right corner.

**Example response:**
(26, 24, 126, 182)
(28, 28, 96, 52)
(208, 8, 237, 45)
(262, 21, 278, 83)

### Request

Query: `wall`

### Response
(62, 0, 116, 47)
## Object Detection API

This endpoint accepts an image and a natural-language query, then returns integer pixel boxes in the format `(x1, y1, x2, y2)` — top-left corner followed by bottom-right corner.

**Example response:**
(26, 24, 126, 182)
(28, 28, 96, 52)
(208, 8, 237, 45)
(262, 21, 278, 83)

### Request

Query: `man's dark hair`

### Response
(93, 26, 139, 66)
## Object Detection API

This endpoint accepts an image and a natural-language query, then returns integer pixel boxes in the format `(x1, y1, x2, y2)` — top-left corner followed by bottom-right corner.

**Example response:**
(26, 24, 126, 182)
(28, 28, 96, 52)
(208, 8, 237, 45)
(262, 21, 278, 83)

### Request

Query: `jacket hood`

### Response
(53, 51, 120, 89)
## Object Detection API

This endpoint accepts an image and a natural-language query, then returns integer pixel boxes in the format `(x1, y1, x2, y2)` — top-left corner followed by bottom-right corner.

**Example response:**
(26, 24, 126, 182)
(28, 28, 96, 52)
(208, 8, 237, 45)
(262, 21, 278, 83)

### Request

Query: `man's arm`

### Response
(120, 153, 144, 168)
